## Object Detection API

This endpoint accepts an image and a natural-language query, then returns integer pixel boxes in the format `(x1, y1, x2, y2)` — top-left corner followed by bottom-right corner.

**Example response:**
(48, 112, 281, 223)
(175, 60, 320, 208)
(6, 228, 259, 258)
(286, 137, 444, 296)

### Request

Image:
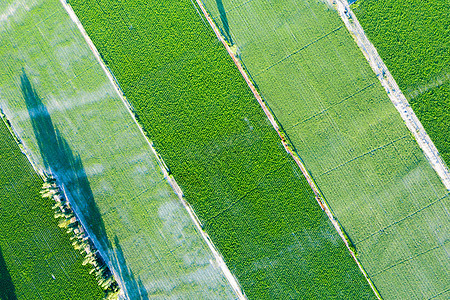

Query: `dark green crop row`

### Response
(70, 0, 375, 298)
(354, 0, 450, 165)
(409, 82, 450, 163)
(354, 0, 449, 93)
(0, 119, 103, 300)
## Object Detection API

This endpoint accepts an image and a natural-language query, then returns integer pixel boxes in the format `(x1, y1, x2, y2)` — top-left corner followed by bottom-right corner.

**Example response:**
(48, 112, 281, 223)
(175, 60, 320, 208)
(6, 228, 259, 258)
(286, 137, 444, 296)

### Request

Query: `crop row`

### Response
(70, 0, 375, 298)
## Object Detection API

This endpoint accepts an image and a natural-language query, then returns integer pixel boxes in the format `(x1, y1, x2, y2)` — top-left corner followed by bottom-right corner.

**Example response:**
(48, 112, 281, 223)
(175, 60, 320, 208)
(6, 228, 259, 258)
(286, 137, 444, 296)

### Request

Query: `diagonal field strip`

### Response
(0, 117, 104, 299)
(198, 0, 449, 298)
(0, 1, 239, 299)
(192, 0, 379, 297)
(59, 1, 245, 297)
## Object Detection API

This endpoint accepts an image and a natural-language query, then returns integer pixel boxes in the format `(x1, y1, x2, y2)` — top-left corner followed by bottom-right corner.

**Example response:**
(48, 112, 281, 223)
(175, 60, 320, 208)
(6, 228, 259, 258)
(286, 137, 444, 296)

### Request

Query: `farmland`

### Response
(0, 0, 236, 298)
(199, 0, 450, 299)
(69, 0, 376, 299)
(353, 0, 450, 166)
(0, 117, 104, 299)
(409, 82, 450, 164)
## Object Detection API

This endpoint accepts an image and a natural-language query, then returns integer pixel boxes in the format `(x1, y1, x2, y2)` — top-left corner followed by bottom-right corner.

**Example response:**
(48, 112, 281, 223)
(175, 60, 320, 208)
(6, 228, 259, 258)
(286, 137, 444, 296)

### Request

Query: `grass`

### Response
(69, 0, 376, 298)
(0, 0, 235, 298)
(353, 0, 450, 166)
(199, 0, 450, 299)
(0, 117, 104, 300)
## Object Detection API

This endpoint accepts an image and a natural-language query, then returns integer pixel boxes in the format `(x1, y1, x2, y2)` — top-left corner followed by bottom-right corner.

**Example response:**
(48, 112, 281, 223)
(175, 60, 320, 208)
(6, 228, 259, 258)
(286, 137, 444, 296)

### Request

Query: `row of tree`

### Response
(40, 178, 120, 300)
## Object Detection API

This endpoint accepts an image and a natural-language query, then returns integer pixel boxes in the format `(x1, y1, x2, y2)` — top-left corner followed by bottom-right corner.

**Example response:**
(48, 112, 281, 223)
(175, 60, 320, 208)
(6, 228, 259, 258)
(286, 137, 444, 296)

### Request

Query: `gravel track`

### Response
(330, 0, 450, 191)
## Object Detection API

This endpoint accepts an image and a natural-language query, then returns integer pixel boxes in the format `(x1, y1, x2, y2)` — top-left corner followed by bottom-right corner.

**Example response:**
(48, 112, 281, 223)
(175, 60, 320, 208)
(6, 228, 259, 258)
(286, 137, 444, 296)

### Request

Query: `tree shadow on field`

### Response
(20, 69, 111, 251)
(216, 0, 233, 45)
(0, 245, 17, 300)
(111, 236, 149, 300)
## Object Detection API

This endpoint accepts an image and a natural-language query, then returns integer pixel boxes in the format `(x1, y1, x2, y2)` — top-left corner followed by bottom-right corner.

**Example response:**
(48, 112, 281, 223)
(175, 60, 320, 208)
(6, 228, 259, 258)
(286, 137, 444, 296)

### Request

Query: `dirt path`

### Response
(59, 1, 245, 299)
(330, 0, 450, 191)
(193, 0, 382, 298)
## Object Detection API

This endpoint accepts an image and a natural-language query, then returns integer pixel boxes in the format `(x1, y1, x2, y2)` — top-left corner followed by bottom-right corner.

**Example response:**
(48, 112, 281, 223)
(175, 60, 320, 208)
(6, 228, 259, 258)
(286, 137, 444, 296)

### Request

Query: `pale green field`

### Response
(0, 0, 235, 298)
(201, 0, 450, 298)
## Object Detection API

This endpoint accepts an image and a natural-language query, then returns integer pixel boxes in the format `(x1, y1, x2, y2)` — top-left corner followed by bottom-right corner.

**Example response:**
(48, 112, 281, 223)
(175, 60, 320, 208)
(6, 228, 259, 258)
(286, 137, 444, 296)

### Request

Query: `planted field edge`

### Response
(330, 0, 450, 190)
(194, 0, 382, 298)
(1, 108, 48, 182)
(0, 111, 119, 299)
(59, 0, 246, 298)
(40, 178, 120, 298)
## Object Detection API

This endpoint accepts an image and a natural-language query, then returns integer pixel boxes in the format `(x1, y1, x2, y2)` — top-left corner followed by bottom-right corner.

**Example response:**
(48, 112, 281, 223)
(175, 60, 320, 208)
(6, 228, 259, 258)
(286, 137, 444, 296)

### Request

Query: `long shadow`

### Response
(0, 245, 17, 300)
(20, 69, 111, 251)
(112, 236, 149, 300)
(216, 0, 233, 45)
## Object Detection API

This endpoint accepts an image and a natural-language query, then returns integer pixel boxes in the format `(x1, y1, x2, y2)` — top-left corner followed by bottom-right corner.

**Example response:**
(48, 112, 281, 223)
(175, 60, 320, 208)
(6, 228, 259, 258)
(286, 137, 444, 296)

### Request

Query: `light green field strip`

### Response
(200, 0, 450, 298)
(0, 1, 236, 299)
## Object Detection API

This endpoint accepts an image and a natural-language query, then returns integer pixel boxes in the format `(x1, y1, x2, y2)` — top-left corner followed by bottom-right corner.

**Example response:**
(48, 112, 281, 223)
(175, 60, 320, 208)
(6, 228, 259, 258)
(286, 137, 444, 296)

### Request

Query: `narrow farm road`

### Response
(330, 0, 450, 190)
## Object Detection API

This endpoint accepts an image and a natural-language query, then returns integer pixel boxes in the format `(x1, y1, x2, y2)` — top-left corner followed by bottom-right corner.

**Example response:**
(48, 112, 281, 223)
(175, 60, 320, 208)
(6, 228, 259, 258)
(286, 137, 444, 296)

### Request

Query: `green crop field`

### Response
(69, 0, 376, 299)
(199, 0, 450, 299)
(353, 0, 450, 166)
(0, 0, 236, 298)
(409, 82, 450, 165)
(0, 118, 104, 299)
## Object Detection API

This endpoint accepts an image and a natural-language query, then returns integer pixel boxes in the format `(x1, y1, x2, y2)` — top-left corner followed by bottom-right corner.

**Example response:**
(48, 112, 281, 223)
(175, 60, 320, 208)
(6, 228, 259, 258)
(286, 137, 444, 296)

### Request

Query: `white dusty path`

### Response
(59, 1, 246, 299)
(194, 0, 382, 298)
(330, 0, 450, 191)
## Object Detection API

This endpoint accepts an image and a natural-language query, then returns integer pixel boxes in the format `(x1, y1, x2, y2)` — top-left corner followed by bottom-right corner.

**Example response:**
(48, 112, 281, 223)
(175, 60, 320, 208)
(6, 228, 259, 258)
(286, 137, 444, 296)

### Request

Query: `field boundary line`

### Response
(194, 0, 382, 298)
(289, 82, 375, 129)
(318, 134, 409, 177)
(371, 242, 446, 277)
(355, 193, 449, 245)
(59, 1, 245, 299)
(428, 288, 450, 300)
(254, 25, 343, 77)
(330, 0, 450, 190)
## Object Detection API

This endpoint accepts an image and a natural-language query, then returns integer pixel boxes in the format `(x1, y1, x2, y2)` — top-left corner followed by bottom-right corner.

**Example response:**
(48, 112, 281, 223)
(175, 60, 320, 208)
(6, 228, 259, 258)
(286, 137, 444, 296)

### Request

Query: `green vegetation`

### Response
(198, 0, 450, 299)
(353, 0, 450, 165)
(70, 0, 375, 298)
(0, 117, 104, 299)
(40, 178, 120, 297)
(0, 0, 235, 298)
(410, 81, 450, 163)
(353, 0, 449, 93)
